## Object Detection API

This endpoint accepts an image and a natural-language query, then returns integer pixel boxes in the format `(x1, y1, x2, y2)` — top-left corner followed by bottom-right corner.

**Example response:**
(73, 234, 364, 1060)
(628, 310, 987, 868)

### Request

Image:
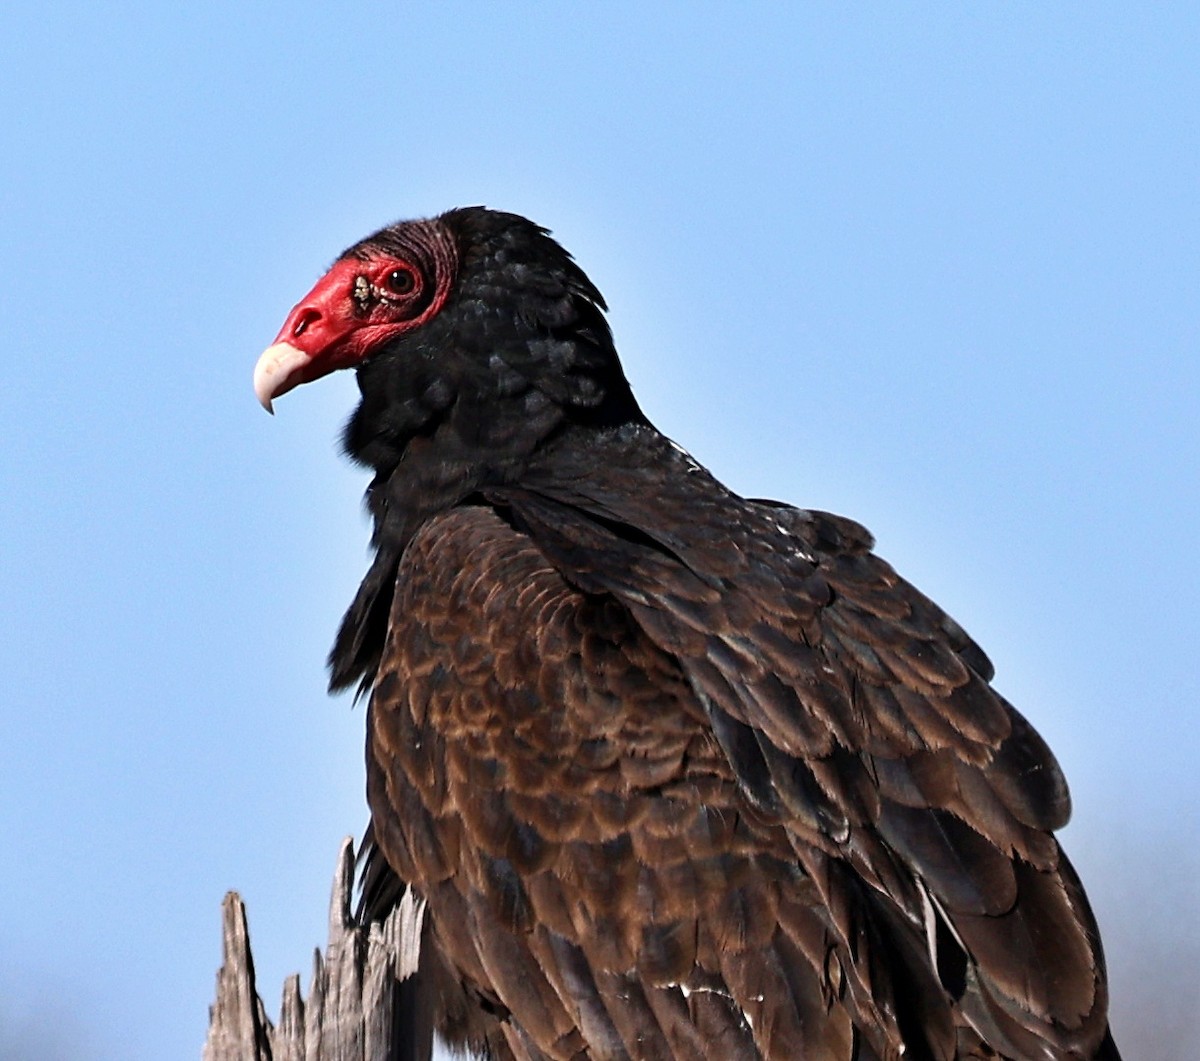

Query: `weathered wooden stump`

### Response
(204, 837, 429, 1061)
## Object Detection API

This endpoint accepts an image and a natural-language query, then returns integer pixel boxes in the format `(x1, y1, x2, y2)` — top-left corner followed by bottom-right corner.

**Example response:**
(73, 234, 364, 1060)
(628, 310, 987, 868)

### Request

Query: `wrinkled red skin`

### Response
(259, 249, 453, 405)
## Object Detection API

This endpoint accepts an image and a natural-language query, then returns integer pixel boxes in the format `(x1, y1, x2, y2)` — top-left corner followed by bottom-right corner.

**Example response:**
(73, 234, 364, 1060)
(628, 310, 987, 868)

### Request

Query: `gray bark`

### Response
(204, 837, 428, 1061)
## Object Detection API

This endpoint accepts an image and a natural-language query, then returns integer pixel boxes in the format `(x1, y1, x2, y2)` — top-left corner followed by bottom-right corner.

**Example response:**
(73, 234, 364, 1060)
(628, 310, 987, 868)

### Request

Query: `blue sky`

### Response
(2, 4, 1196, 1057)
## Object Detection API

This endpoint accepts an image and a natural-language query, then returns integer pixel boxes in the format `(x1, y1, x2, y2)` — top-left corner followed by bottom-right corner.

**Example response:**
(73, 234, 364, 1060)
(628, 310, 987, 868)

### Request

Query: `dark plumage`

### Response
(255, 207, 1121, 1060)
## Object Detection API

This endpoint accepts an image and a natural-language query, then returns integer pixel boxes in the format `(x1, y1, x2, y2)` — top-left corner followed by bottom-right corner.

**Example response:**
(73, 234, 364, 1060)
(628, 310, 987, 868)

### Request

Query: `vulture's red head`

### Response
(253, 218, 460, 413)
(254, 209, 638, 472)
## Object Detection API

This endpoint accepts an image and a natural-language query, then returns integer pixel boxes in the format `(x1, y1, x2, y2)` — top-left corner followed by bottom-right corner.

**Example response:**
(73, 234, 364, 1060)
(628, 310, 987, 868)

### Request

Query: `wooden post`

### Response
(204, 837, 429, 1061)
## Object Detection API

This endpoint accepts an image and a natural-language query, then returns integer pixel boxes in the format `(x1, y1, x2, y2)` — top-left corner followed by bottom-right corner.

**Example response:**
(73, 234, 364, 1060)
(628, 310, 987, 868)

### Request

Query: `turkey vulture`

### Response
(254, 207, 1120, 1060)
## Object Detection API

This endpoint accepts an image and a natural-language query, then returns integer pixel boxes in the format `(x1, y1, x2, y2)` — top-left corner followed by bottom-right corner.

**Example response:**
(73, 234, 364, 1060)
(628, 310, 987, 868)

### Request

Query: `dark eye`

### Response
(385, 268, 416, 295)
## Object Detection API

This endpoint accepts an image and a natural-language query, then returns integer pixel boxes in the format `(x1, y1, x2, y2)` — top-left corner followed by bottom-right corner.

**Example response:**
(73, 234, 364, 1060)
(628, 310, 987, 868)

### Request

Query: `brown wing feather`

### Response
(368, 504, 922, 1059)
(367, 428, 1112, 1059)
(495, 434, 1113, 1059)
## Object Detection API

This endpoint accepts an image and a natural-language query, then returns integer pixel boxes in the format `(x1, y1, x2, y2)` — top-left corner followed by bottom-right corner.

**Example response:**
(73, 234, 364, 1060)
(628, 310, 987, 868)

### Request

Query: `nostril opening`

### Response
(293, 309, 321, 338)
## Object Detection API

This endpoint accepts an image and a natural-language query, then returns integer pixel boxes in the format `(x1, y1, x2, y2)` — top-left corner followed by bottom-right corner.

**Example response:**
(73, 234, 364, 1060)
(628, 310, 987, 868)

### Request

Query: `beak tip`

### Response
(254, 341, 312, 416)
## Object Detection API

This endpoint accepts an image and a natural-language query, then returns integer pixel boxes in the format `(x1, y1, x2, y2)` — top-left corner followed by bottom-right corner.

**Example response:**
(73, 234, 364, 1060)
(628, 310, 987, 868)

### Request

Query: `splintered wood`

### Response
(203, 837, 428, 1061)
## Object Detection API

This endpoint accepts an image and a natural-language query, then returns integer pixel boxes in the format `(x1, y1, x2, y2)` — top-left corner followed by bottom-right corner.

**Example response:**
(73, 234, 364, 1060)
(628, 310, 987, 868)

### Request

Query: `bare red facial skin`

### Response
(273, 257, 428, 364)
(254, 243, 454, 411)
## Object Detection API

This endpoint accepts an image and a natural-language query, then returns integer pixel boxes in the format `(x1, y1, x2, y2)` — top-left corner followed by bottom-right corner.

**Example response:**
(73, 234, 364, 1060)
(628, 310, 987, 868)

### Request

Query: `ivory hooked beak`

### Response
(252, 341, 315, 414)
